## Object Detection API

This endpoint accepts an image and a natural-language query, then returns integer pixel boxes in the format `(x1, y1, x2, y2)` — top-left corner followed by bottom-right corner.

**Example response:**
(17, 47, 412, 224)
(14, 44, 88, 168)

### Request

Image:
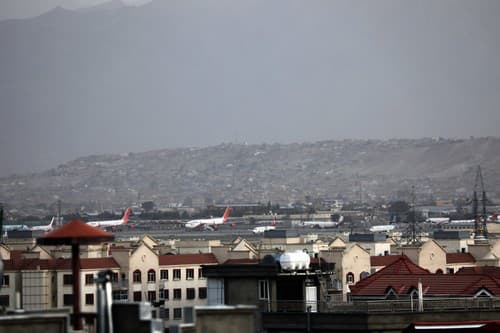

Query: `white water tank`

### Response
(279, 251, 310, 270)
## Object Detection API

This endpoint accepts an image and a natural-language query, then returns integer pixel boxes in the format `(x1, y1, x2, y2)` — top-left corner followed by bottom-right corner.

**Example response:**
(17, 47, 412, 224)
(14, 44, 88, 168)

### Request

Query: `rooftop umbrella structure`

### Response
(37, 220, 114, 331)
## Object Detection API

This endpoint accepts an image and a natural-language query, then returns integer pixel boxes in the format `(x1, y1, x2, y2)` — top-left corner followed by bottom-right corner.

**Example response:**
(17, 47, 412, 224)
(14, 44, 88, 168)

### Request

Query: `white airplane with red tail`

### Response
(185, 206, 231, 230)
(253, 216, 277, 234)
(87, 208, 131, 228)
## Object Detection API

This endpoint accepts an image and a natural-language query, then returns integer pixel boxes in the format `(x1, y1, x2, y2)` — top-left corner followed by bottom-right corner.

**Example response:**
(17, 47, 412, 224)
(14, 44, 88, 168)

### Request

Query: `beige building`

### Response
(394, 240, 447, 273)
(320, 243, 370, 300)
(2, 257, 120, 312)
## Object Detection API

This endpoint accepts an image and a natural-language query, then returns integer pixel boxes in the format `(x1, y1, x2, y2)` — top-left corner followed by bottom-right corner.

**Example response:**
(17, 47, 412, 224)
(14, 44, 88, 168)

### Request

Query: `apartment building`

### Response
(158, 253, 218, 325)
(320, 243, 371, 300)
(1, 257, 120, 312)
(108, 240, 218, 326)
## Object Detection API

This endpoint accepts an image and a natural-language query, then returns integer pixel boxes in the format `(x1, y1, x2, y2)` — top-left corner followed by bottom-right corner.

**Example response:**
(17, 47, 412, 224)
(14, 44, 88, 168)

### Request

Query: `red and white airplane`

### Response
(30, 217, 57, 232)
(185, 206, 231, 230)
(87, 208, 131, 228)
(252, 216, 277, 234)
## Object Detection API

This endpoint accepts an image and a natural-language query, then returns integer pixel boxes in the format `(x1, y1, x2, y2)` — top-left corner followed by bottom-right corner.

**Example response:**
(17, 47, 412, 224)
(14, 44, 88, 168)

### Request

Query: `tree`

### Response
(388, 201, 410, 215)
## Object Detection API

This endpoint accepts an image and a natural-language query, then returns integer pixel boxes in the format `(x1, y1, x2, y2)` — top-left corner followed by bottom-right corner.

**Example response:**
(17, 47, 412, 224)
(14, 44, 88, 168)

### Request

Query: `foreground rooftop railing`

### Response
(259, 297, 500, 313)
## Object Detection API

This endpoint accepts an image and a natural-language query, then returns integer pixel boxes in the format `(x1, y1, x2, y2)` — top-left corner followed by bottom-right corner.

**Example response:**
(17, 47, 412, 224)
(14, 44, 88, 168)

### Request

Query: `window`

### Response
(63, 294, 73, 306)
(259, 280, 269, 300)
(85, 293, 94, 305)
(85, 274, 94, 285)
(346, 272, 355, 284)
(133, 291, 142, 302)
(159, 289, 169, 300)
(198, 287, 207, 299)
(186, 269, 194, 280)
(173, 288, 181, 300)
(0, 295, 9, 306)
(446, 268, 454, 274)
(147, 291, 156, 302)
(147, 269, 156, 283)
(112, 290, 128, 301)
(198, 268, 205, 279)
(186, 288, 195, 299)
(173, 269, 181, 280)
(133, 270, 141, 283)
(2, 275, 9, 287)
(63, 274, 73, 285)
(159, 308, 169, 320)
(160, 269, 168, 280)
(173, 308, 182, 320)
(111, 272, 119, 283)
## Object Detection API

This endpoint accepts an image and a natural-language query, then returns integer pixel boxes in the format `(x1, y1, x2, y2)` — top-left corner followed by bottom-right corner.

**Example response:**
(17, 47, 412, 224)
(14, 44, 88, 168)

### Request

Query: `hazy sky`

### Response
(0, 0, 499, 176)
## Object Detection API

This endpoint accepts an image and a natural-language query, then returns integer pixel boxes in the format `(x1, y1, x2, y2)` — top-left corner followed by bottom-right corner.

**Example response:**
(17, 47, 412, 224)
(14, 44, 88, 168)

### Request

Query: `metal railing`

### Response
(259, 297, 500, 313)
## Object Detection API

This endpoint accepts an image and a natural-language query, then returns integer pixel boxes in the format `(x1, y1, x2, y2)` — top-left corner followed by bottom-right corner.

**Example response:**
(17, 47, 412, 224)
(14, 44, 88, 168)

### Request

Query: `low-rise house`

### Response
(445, 253, 476, 274)
(349, 233, 392, 256)
(320, 243, 370, 300)
(350, 255, 500, 305)
(394, 240, 447, 273)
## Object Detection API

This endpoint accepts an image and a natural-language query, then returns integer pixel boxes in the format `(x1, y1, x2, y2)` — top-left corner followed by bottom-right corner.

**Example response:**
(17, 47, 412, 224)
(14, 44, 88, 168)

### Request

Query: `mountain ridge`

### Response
(1, 137, 499, 210)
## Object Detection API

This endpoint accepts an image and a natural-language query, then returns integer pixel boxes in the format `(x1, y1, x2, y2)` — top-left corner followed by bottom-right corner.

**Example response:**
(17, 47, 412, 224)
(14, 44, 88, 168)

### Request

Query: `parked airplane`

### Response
(185, 206, 231, 230)
(3, 224, 29, 232)
(448, 219, 475, 224)
(426, 217, 450, 225)
(488, 214, 500, 223)
(30, 217, 56, 232)
(300, 220, 339, 229)
(252, 217, 277, 234)
(369, 224, 396, 233)
(87, 208, 131, 228)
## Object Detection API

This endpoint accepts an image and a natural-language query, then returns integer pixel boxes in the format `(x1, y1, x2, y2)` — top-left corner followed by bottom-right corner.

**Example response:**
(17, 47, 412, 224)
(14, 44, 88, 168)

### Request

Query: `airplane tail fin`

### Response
(122, 208, 131, 224)
(222, 206, 231, 223)
(49, 217, 56, 227)
(272, 215, 277, 226)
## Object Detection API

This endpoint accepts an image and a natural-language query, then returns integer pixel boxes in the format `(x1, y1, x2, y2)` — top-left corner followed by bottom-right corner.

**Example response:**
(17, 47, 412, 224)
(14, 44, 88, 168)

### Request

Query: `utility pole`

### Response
(0, 203, 4, 242)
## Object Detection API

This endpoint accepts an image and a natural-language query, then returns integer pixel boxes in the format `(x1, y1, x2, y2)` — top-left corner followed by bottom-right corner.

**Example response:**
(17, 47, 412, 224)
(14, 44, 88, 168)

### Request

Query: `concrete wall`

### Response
(262, 309, 500, 333)
(0, 310, 70, 333)
(194, 306, 256, 333)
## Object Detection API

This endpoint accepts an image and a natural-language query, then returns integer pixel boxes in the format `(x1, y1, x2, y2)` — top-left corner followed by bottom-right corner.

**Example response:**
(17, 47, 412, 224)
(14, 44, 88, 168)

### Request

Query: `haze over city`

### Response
(1, 0, 499, 177)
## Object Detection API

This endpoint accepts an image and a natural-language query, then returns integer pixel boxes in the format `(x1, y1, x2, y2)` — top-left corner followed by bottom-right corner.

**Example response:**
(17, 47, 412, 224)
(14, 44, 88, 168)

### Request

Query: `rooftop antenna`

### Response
(473, 166, 488, 243)
(57, 199, 62, 226)
(407, 185, 419, 245)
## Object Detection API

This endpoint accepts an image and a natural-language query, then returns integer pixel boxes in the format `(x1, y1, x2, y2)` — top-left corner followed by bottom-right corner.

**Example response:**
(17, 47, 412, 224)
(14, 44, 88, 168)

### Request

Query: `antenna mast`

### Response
(407, 185, 419, 245)
(473, 166, 488, 243)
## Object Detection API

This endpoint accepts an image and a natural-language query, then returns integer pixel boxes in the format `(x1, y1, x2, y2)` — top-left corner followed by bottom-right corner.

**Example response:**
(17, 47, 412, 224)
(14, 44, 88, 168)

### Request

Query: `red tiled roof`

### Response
(404, 321, 500, 332)
(351, 256, 500, 297)
(80, 258, 120, 269)
(9, 250, 24, 260)
(375, 255, 429, 275)
(456, 266, 500, 277)
(446, 253, 476, 264)
(4, 257, 120, 271)
(310, 257, 327, 265)
(350, 274, 500, 296)
(223, 258, 260, 264)
(350, 255, 430, 294)
(370, 255, 402, 267)
(159, 253, 218, 266)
